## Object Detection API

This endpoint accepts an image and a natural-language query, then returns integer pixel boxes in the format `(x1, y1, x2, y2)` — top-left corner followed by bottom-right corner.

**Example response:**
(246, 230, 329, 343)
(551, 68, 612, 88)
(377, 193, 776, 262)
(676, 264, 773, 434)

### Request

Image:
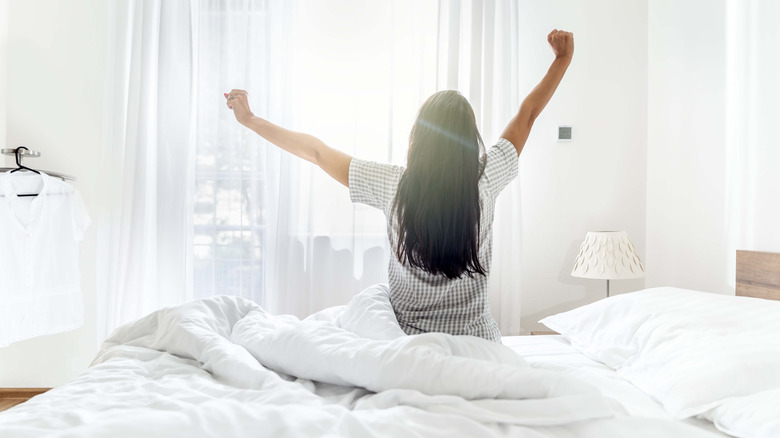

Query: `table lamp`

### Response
(571, 231, 645, 297)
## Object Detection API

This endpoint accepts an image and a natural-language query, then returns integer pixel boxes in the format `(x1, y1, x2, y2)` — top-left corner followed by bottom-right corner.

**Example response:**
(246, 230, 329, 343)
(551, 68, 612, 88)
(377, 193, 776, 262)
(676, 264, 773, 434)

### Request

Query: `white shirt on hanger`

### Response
(0, 170, 90, 346)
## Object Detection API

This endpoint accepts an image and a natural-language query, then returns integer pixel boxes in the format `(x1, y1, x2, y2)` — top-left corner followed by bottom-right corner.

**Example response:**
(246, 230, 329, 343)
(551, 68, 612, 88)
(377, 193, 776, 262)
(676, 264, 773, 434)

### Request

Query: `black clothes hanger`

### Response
(10, 146, 42, 197)
(0, 146, 76, 182)
(11, 146, 42, 175)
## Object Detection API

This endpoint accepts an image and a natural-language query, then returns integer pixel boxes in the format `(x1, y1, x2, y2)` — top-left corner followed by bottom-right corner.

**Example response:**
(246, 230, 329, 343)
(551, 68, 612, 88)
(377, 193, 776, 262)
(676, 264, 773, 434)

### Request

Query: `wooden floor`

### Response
(0, 388, 51, 413)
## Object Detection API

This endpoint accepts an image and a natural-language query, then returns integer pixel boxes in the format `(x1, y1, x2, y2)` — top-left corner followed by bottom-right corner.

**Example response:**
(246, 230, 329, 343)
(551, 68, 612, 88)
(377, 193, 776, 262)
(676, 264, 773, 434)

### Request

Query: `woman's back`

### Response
(225, 29, 573, 343)
(349, 138, 518, 342)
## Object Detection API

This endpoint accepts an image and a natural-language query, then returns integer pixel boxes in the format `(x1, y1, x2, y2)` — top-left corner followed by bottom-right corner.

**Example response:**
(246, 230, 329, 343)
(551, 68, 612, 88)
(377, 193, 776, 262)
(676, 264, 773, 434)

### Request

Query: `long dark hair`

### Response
(392, 90, 487, 280)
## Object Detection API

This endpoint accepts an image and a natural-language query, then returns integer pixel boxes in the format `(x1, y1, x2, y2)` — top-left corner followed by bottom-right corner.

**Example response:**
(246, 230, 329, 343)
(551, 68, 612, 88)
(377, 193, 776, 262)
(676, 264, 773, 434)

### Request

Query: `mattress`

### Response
(502, 335, 728, 436)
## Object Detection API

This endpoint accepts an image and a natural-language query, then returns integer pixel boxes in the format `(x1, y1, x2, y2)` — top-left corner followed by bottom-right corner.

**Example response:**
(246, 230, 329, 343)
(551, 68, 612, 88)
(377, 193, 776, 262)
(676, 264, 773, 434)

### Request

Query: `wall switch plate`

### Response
(557, 125, 572, 141)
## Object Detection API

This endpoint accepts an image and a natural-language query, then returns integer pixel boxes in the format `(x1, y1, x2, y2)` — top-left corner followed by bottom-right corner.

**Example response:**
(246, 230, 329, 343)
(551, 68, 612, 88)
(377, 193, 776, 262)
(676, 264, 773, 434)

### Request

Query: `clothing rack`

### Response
(0, 147, 76, 197)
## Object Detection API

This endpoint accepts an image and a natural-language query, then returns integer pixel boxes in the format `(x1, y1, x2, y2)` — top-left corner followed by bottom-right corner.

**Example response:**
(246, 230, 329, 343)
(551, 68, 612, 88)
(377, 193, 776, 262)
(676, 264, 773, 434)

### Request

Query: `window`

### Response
(192, 2, 269, 301)
(190, 1, 442, 311)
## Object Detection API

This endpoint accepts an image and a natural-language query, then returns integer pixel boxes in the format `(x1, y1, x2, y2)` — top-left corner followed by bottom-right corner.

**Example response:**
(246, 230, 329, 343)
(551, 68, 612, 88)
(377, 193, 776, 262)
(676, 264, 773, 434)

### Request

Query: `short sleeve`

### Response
(349, 158, 404, 215)
(483, 138, 519, 197)
(70, 188, 91, 242)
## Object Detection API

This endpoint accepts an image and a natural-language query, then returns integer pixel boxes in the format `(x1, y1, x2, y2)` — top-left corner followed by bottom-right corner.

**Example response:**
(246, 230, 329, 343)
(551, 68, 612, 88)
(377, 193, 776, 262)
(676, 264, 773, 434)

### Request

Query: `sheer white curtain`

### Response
(98, 0, 197, 339)
(99, 0, 523, 339)
(725, 0, 780, 283)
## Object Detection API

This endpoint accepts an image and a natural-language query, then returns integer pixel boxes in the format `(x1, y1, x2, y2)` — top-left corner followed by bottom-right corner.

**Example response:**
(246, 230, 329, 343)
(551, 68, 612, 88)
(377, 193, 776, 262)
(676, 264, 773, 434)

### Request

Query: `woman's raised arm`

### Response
(501, 30, 574, 157)
(225, 89, 352, 187)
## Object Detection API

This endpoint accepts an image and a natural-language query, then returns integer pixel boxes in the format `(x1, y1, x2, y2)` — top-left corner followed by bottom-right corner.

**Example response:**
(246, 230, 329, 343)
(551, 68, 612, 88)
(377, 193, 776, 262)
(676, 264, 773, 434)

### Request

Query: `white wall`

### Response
(725, 0, 780, 260)
(0, 0, 107, 387)
(0, 0, 8, 163)
(645, 0, 731, 294)
(645, 0, 780, 293)
(516, 0, 648, 331)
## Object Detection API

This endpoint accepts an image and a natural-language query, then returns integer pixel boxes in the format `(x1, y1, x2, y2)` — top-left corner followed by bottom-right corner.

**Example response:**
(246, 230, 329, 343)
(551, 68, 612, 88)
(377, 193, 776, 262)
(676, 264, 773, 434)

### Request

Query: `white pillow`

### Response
(540, 287, 780, 418)
(705, 388, 780, 438)
(539, 290, 655, 368)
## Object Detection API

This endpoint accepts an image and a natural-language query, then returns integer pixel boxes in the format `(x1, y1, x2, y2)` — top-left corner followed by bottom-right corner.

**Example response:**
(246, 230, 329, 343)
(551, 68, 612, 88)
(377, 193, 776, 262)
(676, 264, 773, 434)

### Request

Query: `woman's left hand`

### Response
(548, 29, 574, 61)
(225, 89, 255, 125)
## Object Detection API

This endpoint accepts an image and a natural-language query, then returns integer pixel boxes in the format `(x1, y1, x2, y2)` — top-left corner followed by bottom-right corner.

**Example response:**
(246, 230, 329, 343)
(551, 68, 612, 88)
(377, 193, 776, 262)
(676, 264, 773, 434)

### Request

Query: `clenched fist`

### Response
(224, 89, 254, 126)
(548, 29, 574, 61)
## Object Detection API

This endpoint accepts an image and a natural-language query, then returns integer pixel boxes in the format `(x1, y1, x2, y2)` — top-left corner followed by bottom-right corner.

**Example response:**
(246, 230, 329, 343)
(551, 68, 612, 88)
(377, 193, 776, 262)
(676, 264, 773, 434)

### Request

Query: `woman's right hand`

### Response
(548, 29, 574, 61)
(225, 89, 255, 126)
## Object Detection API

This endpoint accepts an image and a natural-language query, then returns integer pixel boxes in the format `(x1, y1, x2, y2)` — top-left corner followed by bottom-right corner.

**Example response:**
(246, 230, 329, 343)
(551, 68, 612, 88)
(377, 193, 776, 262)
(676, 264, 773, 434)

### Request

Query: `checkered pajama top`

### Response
(348, 138, 519, 343)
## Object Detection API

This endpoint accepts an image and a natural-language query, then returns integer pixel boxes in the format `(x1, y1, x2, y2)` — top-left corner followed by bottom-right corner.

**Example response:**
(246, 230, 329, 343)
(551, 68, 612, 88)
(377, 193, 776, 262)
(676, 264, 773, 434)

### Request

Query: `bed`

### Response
(0, 250, 778, 437)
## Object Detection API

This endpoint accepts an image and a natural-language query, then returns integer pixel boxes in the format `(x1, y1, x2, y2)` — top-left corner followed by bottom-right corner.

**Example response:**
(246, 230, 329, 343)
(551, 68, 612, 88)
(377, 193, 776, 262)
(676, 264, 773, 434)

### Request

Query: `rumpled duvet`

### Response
(0, 285, 723, 437)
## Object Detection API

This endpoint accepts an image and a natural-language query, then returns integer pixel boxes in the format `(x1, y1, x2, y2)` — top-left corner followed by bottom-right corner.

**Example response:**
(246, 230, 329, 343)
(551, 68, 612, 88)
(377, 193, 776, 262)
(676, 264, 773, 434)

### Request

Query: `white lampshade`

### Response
(571, 231, 644, 280)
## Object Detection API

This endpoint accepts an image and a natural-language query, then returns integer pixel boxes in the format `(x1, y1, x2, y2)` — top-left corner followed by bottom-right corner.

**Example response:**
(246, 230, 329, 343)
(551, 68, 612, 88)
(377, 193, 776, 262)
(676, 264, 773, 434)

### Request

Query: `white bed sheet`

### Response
(0, 290, 727, 438)
(502, 335, 729, 437)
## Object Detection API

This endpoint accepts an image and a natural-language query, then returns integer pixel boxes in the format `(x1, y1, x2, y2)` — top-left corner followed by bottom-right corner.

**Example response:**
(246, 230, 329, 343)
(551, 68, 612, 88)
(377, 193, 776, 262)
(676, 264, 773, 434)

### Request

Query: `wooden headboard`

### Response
(736, 250, 780, 300)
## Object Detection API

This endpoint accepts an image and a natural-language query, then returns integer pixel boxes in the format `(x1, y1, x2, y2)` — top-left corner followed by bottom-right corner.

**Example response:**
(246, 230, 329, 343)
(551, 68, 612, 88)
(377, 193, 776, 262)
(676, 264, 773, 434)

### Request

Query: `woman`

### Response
(226, 29, 574, 342)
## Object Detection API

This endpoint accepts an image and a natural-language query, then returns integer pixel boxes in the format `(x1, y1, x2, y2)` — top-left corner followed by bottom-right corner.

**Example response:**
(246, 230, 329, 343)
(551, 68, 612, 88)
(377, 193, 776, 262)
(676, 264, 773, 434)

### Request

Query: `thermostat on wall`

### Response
(557, 125, 573, 141)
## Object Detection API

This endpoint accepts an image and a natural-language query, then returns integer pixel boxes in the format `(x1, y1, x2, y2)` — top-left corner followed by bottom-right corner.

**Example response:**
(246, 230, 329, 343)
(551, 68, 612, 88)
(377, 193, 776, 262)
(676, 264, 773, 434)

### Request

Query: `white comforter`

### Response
(0, 285, 722, 437)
